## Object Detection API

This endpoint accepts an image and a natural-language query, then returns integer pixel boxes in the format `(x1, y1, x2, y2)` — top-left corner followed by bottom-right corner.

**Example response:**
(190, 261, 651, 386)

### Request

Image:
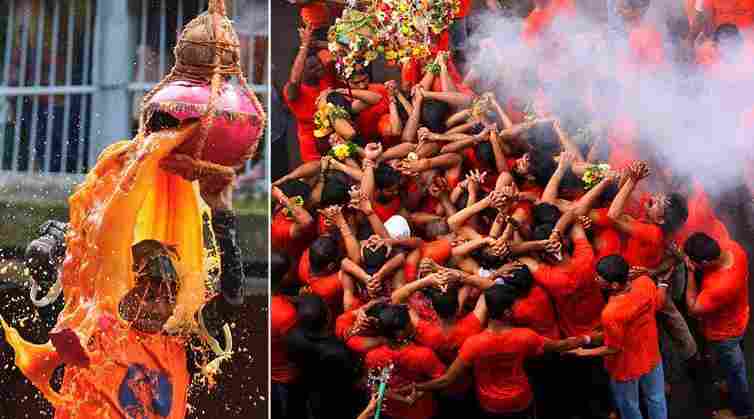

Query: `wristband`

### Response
(582, 335, 591, 345)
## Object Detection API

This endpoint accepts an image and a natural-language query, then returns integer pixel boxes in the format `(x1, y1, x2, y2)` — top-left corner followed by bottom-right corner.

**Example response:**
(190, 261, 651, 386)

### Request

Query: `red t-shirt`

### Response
(335, 310, 377, 354)
(512, 285, 561, 340)
(456, 0, 474, 18)
(458, 328, 546, 414)
(364, 344, 446, 419)
(703, 0, 754, 31)
(374, 196, 402, 222)
(532, 238, 605, 337)
(271, 210, 316, 260)
(696, 240, 750, 341)
(592, 208, 624, 260)
(283, 79, 333, 162)
(415, 313, 483, 362)
(533, 239, 605, 336)
(356, 84, 390, 142)
(271, 296, 299, 384)
(602, 276, 662, 381)
(622, 218, 664, 270)
(308, 271, 343, 311)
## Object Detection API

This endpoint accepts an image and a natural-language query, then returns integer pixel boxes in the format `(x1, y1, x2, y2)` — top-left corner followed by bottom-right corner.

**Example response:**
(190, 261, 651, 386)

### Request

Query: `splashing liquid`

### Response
(2, 121, 223, 418)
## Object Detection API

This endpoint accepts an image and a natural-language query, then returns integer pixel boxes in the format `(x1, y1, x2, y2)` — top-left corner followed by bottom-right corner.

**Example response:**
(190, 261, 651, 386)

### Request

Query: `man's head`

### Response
(499, 265, 534, 297)
(277, 179, 312, 210)
(596, 254, 630, 293)
(377, 304, 413, 341)
(425, 219, 451, 241)
(420, 100, 450, 133)
(683, 232, 722, 269)
(303, 55, 326, 84)
(347, 66, 371, 89)
(363, 243, 390, 275)
(532, 203, 562, 226)
(119, 240, 181, 334)
(532, 223, 573, 264)
(715, 24, 744, 61)
(645, 192, 688, 234)
(374, 163, 403, 203)
(296, 294, 330, 331)
(309, 236, 340, 275)
(427, 288, 459, 320)
(484, 284, 518, 321)
(475, 141, 496, 169)
(617, 0, 650, 24)
(321, 170, 351, 207)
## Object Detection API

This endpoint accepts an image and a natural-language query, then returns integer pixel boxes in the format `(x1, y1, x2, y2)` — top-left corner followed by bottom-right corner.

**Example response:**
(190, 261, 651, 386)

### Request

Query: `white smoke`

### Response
(462, 5, 754, 198)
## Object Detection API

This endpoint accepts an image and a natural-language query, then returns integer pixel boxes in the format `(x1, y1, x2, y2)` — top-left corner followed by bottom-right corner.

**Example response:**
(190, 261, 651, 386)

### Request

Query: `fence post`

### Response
(89, 0, 134, 166)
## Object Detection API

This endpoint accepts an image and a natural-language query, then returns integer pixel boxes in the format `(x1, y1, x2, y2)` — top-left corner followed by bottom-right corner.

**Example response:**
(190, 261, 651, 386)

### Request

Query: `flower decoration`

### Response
(328, 9, 380, 79)
(329, 142, 358, 161)
(314, 103, 351, 138)
(283, 195, 305, 218)
(582, 163, 611, 190)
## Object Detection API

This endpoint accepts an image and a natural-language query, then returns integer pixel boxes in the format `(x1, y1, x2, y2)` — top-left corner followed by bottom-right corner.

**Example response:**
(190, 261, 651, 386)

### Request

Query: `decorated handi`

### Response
(582, 163, 611, 190)
(328, 9, 380, 79)
(0, 1, 264, 417)
(314, 102, 352, 138)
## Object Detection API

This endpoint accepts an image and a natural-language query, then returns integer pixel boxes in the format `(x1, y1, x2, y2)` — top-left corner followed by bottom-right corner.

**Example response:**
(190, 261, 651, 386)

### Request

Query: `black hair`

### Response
(454, 189, 470, 211)
(484, 284, 518, 320)
(420, 99, 450, 133)
(427, 288, 459, 320)
(425, 219, 451, 241)
(363, 246, 389, 275)
(529, 150, 558, 187)
(595, 183, 620, 208)
(532, 203, 561, 226)
(374, 163, 402, 189)
(321, 170, 351, 207)
(475, 141, 496, 169)
(596, 255, 630, 284)
(326, 91, 353, 115)
(278, 179, 312, 203)
(662, 193, 688, 234)
(356, 219, 375, 241)
(270, 252, 290, 291)
(296, 294, 329, 331)
(504, 265, 534, 296)
(309, 236, 340, 275)
(683, 232, 721, 264)
(472, 248, 506, 270)
(528, 124, 560, 156)
(532, 223, 574, 255)
(469, 123, 485, 136)
(365, 302, 389, 319)
(378, 304, 410, 340)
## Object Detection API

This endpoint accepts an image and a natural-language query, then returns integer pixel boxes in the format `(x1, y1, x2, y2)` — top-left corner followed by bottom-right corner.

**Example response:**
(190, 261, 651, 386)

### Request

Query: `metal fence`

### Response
(0, 0, 268, 176)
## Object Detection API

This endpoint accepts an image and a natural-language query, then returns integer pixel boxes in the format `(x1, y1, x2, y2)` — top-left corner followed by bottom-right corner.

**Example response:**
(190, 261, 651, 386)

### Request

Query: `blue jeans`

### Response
(610, 363, 668, 419)
(710, 336, 754, 417)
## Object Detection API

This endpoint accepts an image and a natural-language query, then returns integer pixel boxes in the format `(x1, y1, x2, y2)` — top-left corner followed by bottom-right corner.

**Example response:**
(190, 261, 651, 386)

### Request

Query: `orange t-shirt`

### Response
(622, 218, 665, 270)
(458, 328, 546, 414)
(696, 240, 750, 341)
(308, 271, 343, 312)
(271, 210, 316, 260)
(456, 0, 474, 18)
(674, 182, 730, 246)
(532, 238, 605, 337)
(703, 0, 754, 32)
(364, 344, 446, 419)
(592, 208, 624, 260)
(415, 313, 483, 363)
(522, 7, 556, 46)
(300, 3, 330, 28)
(355, 84, 390, 142)
(374, 196, 402, 221)
(56, 317, 189, 419)
(271, 296, 299, 384)
(602, 276, 662, 381)
(512, 285, 561, 340)
(283, 80, 334, 162)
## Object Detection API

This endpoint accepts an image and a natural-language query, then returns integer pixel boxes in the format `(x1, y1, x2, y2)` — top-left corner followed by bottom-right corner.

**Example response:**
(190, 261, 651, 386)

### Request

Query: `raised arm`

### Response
(285, 25, 314, 102)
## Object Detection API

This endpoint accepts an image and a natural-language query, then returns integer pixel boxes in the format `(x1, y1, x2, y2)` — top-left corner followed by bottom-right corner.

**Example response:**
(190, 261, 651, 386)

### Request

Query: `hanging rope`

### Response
(137, 0, 265, 176)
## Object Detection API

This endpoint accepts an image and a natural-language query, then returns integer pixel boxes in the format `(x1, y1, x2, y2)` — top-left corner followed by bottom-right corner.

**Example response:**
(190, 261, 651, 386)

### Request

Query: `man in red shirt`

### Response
(283, 25, 334, 162)
(571, 255, 670, 419)
(364, 304, 447, 419)
(271, 252, 304, 419)
(684, 233, 753, 418)
(410, 284, 590, 418)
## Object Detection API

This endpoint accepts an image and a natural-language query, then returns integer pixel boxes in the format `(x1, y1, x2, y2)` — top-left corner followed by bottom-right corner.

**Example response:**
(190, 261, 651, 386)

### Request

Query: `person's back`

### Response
(458, 327, 545, 415)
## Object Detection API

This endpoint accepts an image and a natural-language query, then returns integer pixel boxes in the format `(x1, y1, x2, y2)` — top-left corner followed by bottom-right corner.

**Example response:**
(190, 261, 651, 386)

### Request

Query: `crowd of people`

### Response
(271, 0, 754, 417)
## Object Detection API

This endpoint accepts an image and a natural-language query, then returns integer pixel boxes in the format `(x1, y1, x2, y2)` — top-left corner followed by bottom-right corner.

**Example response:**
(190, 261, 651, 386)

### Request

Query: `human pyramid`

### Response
(271, 0, 754, 417)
